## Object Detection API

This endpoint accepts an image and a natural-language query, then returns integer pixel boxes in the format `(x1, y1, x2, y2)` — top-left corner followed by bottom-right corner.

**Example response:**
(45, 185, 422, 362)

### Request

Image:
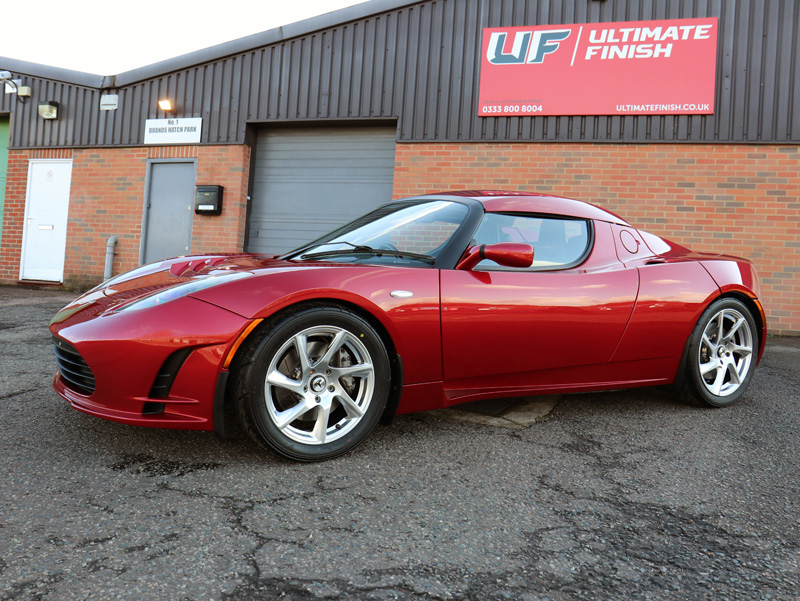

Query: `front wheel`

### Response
(234, 305, 391, 461)
(682, 298, 758, 407)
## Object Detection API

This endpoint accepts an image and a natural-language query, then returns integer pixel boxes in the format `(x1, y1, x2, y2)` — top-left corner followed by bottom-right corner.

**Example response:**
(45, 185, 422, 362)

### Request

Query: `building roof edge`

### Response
(0, 56, 107, 88)
(1, 0, 422, 89)
(114, 0, 422, 86)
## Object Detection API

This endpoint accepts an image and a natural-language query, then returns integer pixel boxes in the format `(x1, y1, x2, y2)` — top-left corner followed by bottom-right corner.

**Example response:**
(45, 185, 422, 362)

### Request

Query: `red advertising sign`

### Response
(478, 18, 718, 117)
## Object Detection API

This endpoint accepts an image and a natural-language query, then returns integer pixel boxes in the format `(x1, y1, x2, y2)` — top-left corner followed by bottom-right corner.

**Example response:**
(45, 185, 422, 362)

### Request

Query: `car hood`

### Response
(50, 253, 428, 327)
(50, 254, 295, 322)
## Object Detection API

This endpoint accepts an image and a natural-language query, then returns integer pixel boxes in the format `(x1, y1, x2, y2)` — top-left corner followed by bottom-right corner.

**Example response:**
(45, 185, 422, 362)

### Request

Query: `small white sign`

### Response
(4, 79, 22, 94)
(100, 94, 119, 110)
(144, 118, 202, 144)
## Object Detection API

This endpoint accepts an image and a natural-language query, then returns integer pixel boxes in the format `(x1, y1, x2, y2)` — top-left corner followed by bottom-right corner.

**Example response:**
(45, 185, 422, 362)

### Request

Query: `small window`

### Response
(471, 213, 591, 270)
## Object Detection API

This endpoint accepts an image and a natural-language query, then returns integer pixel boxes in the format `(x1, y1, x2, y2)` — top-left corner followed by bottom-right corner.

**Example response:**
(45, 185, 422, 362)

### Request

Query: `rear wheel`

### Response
(234, 305, 390, 461)
(682, 298, 757, 407)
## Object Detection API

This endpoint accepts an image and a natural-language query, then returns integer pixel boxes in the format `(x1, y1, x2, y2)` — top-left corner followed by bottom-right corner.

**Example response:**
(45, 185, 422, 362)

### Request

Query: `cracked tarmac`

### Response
(1, 285, 798, 600)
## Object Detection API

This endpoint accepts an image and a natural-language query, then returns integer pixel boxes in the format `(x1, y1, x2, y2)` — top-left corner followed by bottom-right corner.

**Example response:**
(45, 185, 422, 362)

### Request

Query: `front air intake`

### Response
(52, 336, 96, 395)
(149, 348, 192, 398)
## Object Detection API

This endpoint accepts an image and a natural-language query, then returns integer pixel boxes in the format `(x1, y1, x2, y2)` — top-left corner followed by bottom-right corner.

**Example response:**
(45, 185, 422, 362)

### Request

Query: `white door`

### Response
(20, 160, 72, 282)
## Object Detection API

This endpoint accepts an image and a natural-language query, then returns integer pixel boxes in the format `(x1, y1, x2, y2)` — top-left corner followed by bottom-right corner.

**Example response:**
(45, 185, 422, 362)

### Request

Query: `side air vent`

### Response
(53, 337, 96, 395)
(142, 402, 166, 415)
(149, 349, 192, 398)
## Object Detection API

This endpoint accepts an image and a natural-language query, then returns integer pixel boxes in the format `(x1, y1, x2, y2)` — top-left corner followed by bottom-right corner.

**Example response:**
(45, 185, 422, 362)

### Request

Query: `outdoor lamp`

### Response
(38, 101, 59, 119)
(158, 99, 173, 112)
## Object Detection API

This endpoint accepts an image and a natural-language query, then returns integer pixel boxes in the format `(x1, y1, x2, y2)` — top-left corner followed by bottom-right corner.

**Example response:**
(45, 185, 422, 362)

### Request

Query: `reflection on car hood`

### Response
(51, 254, 288, 322)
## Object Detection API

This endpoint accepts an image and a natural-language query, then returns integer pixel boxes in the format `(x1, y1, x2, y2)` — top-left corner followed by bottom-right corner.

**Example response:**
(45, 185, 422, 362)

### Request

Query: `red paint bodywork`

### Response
(50, 192, 766, 431)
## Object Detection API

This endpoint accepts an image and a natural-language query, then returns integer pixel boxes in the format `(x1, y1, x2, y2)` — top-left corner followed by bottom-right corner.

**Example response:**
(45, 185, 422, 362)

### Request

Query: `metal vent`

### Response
(52, 337, 96, 395)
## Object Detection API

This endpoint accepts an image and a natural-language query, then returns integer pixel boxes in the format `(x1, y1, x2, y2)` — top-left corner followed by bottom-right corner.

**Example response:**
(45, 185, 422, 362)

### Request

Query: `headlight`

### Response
(118, 271, 253, 312)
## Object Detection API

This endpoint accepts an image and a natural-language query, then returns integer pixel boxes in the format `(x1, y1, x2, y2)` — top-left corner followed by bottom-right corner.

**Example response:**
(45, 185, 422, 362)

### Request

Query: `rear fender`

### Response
(699, 260, 766, 362)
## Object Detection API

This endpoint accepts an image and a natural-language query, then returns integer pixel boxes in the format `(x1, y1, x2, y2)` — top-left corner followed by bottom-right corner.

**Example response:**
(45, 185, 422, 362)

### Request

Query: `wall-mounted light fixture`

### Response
(158, 99, 173, 112)
(1, 70, 30, 103)
(38, 101, 59, 120)
(0, 70, 15, 91)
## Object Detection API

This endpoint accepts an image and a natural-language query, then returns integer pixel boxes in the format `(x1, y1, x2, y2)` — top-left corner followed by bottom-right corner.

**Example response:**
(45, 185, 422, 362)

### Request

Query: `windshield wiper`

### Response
(300, 244, 435, 264)
(284, 240, 371, 259)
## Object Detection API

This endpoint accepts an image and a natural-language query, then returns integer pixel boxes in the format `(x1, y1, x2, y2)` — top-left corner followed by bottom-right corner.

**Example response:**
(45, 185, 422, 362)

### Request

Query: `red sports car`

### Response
(51, 191, 766, 461)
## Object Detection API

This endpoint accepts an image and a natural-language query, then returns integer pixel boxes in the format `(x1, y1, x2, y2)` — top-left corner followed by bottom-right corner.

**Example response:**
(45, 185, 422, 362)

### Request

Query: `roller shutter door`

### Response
(247, 126, 396, 255)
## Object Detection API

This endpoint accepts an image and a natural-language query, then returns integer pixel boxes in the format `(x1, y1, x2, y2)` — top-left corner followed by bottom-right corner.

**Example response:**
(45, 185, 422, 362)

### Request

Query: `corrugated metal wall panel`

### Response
(0, 90, 11, 115)
(2, 0, 799, 148)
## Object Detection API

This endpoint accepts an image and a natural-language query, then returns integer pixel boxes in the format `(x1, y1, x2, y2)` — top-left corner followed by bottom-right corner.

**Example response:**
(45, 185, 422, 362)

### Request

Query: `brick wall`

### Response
(0, 145, 250, 289)
(1, 141, 797, 334)
(148, 145, 250, 258)
(394, 143, 800, 335)
(65, 148, 147, 288)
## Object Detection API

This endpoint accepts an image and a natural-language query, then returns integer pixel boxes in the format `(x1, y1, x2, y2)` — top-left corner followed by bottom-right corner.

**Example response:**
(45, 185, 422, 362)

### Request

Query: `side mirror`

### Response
(456, 243, 534, 271)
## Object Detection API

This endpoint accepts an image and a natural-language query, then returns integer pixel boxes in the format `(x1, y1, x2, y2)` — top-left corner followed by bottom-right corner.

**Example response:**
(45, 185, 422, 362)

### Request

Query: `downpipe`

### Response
(104, 235, 119, 280)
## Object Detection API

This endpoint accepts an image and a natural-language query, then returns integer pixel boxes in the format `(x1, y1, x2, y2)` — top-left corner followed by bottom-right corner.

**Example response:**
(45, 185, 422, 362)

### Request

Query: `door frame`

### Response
(19, 158, 73, 282)
(0, 115, 9, 249)
(139, 158, 197, 265)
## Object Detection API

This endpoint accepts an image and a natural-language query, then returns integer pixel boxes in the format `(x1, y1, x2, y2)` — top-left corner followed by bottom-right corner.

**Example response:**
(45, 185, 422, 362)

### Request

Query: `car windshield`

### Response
(284, 200, 470, 266)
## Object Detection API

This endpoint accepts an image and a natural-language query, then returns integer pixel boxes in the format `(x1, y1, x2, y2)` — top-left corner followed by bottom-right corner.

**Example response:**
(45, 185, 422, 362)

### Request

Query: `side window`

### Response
(471, 213, 591, 270)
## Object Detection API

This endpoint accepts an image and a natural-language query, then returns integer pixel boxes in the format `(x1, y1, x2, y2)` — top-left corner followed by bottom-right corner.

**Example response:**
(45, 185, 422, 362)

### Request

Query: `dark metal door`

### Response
(142, 161, 195, 264)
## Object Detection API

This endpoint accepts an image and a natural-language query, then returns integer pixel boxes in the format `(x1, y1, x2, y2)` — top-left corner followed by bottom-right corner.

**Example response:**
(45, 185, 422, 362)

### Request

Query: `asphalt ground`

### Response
(1, 285, 798, 601)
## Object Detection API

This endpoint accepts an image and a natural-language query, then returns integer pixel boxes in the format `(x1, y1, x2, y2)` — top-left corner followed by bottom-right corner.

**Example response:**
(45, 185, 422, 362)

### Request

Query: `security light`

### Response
(38, 101, 59, 119)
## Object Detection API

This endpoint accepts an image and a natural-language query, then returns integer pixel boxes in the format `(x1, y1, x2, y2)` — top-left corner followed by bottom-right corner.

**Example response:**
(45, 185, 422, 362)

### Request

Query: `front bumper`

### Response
(50, 296, 252, 430)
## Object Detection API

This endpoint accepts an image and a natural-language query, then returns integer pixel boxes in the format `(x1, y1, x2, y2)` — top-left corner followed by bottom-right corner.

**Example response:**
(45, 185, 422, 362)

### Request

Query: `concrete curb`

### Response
(428, 395, 560, 429)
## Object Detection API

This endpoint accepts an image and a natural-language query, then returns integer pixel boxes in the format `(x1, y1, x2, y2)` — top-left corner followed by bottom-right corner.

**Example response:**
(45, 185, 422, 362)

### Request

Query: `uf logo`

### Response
(486, 29, 571, 64)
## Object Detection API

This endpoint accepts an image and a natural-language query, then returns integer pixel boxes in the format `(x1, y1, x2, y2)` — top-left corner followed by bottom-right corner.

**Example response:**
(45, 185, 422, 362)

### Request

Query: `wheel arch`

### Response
(221, 297, 404, 433)
(720, 291, 766, 364)
(673, 290, 765, 394)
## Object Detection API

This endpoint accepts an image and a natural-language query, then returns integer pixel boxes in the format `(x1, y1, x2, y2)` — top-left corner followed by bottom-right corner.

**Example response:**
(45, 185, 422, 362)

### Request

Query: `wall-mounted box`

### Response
(195, 185, 223, 215)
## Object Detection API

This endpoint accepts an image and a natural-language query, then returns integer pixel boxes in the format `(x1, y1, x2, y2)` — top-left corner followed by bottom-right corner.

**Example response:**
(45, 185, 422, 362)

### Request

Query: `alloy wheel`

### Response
(697, 307, 754, 397)
(264, 325, 375, 445)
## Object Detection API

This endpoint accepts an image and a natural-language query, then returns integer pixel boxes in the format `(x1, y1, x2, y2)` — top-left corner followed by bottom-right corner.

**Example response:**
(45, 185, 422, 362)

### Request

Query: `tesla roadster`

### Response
(50, 191, 766, 461)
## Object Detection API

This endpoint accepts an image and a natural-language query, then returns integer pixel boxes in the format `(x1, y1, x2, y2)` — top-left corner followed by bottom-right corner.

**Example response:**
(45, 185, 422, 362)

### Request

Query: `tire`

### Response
(681, 298, 758, 407)
(233, 305, 391, 461)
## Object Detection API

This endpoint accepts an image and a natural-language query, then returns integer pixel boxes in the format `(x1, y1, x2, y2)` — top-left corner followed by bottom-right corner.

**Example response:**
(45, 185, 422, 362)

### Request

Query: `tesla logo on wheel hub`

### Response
(310, 375, 327, 393)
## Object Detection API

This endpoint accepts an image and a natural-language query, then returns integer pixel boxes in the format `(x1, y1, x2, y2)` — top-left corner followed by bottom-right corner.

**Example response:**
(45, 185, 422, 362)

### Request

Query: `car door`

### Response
(440, 215, 639, 403)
